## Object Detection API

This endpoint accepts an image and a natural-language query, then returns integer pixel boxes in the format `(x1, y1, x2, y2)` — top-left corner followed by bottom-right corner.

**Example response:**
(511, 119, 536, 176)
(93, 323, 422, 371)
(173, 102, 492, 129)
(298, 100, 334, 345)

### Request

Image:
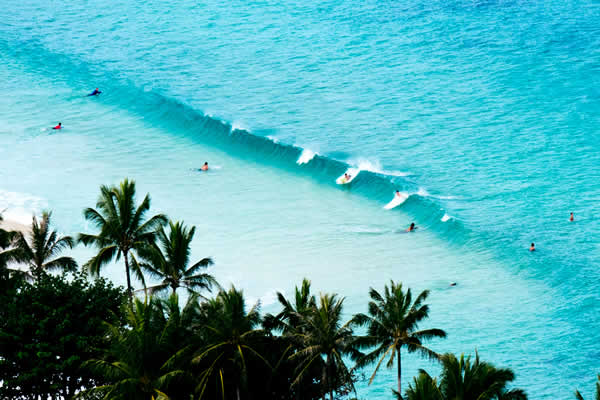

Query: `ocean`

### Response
(1, 0, 599, 397)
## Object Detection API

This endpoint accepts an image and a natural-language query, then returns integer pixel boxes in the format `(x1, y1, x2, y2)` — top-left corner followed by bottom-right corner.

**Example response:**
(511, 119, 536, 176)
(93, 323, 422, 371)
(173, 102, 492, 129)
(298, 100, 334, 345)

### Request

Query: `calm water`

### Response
(1, 0, 599, 397)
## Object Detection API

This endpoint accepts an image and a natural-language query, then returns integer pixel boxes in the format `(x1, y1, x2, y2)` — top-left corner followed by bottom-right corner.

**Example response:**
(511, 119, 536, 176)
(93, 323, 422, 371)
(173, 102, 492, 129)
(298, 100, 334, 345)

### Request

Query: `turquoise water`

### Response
(1, 0, 599, 397)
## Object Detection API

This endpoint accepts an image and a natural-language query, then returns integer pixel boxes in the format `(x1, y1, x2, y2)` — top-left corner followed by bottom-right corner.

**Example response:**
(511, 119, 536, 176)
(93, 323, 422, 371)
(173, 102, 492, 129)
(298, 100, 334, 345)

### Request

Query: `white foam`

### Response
(336, 168, 360, 184)
(231, 121, 247, 132)
(0, 190, 47, 225)
(297, 149, 317, 165)
(384, 192, 410, 210)
(441, 213, 452, 222)
(266, 135, 280, 143)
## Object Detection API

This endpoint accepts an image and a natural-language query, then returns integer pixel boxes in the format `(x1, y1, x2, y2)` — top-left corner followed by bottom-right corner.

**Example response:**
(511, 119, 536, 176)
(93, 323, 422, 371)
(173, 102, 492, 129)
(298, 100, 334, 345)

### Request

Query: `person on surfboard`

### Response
(406, 222, 416, 232)
(201, 162, 209, 171)
(88, 88, 102, 96)
(344, 173, 351, 182)
(395, 190, 402, 197)
(52, 123, 62, 130)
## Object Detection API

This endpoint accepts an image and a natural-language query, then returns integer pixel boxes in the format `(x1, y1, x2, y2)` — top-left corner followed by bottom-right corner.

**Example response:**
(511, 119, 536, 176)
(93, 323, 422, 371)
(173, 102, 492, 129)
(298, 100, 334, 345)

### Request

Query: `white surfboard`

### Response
(384, 192, 409, 209)
(336, 168, 360, 185)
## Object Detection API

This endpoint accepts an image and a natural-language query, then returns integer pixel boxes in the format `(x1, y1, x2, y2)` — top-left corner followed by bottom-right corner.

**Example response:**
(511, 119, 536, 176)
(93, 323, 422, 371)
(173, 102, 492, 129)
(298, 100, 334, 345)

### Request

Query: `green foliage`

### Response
(79, 178, 167, 299)
(193, 286, 269, 399)
(0, 270, 125, 400)
(352, 280, 446, 395)
(405, 353, 527, 400)
(14, 211, 77, 277)
(137, 220, 216, 296)
(80, 295, 192, 400)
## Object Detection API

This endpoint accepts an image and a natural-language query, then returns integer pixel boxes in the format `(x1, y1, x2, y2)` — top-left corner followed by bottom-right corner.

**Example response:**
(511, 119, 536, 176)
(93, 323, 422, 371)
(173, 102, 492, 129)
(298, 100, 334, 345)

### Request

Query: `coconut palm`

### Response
(404, 372, 442, 400)
(13, 211, 77, 277)
(575, 375, 600, 400)
(352, 281, 446, 396)
(404, 353, 526, 400)
(79, 179, 167, 300)
(80, 296, 189, 400)
(0, 214, 21, 272)
(289, 293, 360, 400)
(193, 286, 269, 400)
(137, 220, 216, 296)
(263, 278, 316, 334)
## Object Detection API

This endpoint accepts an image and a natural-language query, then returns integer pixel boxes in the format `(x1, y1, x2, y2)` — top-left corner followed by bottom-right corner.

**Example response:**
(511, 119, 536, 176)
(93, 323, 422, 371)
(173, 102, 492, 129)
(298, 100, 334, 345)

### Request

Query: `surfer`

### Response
(344, 173, 351, 182)
(529, 242, 535, 252)
(87, 88, 102, 96)
(395, 190, 402, 197)
(570, 212, 574, 222)
(52, 123, 62, 130)
(200, 162, 209, 171)
(406, 222, 416, 232)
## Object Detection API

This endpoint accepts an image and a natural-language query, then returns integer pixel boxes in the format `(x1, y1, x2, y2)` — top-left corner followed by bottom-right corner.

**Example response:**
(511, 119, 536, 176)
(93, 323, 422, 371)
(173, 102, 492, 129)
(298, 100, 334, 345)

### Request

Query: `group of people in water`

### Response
(50, 88, 102, 130)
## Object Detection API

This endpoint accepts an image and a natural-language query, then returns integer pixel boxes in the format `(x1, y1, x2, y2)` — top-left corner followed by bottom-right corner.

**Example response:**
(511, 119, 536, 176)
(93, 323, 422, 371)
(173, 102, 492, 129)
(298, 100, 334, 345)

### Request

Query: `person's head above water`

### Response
(410, 223, 415, 228)
(570, 212, 574, 221)
(530, 242, 535, 251)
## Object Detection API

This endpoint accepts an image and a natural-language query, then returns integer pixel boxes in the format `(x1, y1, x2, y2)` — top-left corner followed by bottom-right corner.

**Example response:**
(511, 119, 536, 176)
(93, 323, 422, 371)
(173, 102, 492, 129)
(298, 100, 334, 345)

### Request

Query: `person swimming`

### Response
(200, 162, 209, 171)
(529, 242, 535, 252)
(406, 222, 416, 232)
(52, 123, 62, 130)
(87, 88, 102, 96)
(570, 212, 574, 222)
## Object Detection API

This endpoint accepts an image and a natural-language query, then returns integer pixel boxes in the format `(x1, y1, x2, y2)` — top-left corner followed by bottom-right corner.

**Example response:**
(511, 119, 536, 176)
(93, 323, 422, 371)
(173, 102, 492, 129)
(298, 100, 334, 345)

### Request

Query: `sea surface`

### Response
(1, 0, 599, 398)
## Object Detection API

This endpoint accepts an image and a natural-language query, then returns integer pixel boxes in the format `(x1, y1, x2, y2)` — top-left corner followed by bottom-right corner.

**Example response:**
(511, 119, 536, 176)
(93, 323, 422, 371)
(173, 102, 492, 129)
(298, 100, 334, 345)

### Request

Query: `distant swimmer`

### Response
(570, 212, 574, 222)
(529, 242, 535, 252)
(52, 122, 62, 130)
(87, 88, 102, 96)
(449, 282, 457, 287)
(200, 162, 209, 171)
(406, 222, 417, 232)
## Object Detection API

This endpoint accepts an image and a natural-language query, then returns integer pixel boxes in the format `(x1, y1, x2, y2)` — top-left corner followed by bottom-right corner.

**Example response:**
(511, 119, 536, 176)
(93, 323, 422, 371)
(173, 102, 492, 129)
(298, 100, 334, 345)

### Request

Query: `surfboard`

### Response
(384, 192, 409, 209)
(336, 168, 360, 185)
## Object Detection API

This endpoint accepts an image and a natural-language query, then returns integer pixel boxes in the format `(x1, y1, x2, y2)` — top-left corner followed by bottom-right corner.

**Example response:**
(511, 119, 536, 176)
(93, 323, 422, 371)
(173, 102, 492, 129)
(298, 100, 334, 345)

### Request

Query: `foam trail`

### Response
(297, 149, 317, 165)
(384, 192, 410, 210)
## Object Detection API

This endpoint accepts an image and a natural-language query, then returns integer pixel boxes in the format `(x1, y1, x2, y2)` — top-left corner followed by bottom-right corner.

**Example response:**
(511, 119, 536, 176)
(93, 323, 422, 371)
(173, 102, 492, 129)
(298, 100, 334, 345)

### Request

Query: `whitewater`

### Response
(1, 0, 599, 397)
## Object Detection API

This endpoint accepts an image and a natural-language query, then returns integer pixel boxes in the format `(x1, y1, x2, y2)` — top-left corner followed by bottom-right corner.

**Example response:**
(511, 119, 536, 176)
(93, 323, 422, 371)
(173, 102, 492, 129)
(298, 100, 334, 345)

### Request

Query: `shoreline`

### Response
(0, 218, 30, 234)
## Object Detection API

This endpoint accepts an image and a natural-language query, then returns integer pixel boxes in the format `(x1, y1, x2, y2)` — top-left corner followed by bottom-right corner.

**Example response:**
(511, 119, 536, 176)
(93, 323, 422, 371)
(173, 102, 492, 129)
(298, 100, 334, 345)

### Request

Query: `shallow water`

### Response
(1, 0, 599, 397)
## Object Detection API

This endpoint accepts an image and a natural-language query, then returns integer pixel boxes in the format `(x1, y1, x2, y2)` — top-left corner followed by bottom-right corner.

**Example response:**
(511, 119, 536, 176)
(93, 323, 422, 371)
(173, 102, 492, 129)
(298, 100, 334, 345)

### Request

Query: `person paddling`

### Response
(201, 162, 209, 171)
(529, 242, 535, 252)
(406, 222, 417, 232)
(52, 122, 62, 130)
(88, 88, 102, 96)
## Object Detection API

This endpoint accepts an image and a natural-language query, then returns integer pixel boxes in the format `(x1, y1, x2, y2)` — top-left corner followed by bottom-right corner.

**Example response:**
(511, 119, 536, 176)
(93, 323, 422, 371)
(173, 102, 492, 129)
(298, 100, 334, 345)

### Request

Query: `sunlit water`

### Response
(1, 0, 599, 397)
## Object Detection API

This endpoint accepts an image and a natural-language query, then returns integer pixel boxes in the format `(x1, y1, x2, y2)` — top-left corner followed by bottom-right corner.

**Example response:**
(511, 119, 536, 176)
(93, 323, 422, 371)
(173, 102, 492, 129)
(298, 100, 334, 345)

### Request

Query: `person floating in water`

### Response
(52, 122, 62, 130)
(570, 212, 574, 222)
(406, 222, 416, 232)
(201, 162, 209, 171)
(529, 242, 535, 252)
(87, 88, 102, 96)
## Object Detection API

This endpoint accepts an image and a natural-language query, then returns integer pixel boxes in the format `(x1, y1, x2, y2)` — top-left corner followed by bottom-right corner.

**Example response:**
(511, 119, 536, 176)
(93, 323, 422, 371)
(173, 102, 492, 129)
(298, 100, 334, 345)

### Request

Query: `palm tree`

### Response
(80, 296, 189, 400)
(263, 278, 316, 334)
(0, 214, 21, 273)
(575, 375, 600, 400)
(404, 372, 442, 400)
(137, 220, 216, 296)
(289, 293, 360, 400)
(352, 281, 446, 396)
(193, 286, 269, 400)
(79, 179, 167, 301)
(13, 211, 77, 277)
(404, 353, 526, 400)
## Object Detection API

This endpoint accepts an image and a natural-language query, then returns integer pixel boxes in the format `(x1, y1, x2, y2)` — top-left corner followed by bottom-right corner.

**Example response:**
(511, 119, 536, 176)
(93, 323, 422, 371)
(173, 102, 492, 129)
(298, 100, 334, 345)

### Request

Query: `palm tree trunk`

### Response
(124, 251, 133, 304)
(397, 348, 402, 399)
